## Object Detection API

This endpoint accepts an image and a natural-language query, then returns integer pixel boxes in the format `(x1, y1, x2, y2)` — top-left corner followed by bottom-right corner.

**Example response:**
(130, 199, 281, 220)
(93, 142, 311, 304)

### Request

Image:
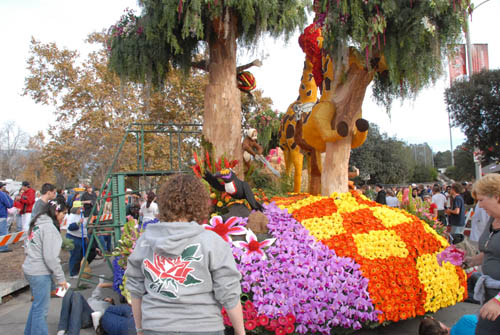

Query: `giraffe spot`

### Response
(337, 121, 348, 137)
(324, 77, 331, 91)
(291, 142, 297, 149)
(278, 129, 282, 139)
(301, 75, 303, 81)
(306, 90, 312, 96)
(286, 124, 295, 139)
(282, 115, 289, 127)
(301, 84, 306, 90)
(303, 111, 311, 124)
(296, 95, 300, 101)
(356, 118, 369, 132)
(308, 73, 314, 81)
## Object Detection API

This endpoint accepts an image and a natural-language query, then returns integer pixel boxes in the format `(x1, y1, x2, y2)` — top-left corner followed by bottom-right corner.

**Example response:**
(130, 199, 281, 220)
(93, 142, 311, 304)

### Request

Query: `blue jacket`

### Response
(0, 191, 13, 219)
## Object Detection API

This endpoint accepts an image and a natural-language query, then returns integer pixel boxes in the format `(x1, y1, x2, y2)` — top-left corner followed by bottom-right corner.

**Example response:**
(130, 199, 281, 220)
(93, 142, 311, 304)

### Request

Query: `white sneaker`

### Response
(56, 330, 66, 335)
(69, 275, 78, 279)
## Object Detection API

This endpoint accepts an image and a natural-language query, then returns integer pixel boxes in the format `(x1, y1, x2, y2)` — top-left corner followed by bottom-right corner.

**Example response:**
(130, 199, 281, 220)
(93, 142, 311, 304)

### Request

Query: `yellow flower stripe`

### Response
(333, 192, 369, 213)
(302, 213, 345, 240)
(416, 253, 465, 312)
(422, 223, 449, 248)
(371, 207, 412, 228)
(280, 195, 326, 213)
(353, 230, 409, 259)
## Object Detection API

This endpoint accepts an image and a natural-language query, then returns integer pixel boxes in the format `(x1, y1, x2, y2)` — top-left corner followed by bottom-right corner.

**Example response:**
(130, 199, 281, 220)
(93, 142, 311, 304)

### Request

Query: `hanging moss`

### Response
(315, 0, 468, 110)
(107, 0, 309, 87)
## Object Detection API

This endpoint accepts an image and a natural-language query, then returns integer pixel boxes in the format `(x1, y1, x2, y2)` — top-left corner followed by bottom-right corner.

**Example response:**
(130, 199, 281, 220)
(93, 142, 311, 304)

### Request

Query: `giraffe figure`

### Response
(301, 50, 369, 153)
(278, 57, 318, 193)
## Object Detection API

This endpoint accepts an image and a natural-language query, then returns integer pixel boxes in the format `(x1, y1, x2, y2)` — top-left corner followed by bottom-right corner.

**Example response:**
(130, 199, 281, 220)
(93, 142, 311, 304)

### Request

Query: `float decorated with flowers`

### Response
(199, 190, 467, 334)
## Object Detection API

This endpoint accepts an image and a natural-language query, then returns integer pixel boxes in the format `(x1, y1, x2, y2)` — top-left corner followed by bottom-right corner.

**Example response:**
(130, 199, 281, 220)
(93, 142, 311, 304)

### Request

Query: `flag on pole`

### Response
(448, 44, 467, 84)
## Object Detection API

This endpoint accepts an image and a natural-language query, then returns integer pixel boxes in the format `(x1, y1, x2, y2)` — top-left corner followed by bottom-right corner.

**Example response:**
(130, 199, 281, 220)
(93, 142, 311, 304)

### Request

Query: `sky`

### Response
(1, 0, 499, 153)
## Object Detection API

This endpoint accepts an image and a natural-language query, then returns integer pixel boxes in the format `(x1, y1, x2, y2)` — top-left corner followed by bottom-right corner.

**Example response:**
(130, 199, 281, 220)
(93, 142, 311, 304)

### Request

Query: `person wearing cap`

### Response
(66, 201, 87, 278)
(20, 181, 36, 232)
(0, 182, 14, 252)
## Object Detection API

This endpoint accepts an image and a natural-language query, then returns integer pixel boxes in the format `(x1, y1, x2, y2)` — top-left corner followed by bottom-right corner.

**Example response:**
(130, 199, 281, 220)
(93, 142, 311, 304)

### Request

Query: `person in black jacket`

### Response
(375, 184, 387, 205)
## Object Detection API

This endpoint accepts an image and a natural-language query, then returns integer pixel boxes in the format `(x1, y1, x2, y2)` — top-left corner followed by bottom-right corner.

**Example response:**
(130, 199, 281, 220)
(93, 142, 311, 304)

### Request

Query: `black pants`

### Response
(476, 287, 500, 335)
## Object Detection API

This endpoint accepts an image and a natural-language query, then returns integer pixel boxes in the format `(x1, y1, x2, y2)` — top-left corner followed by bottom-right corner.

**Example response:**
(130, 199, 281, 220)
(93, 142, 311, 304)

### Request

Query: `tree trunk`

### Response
(321, 136, 352, 195)
(321, 55, 373, 195)
(203, 13, 243, 176)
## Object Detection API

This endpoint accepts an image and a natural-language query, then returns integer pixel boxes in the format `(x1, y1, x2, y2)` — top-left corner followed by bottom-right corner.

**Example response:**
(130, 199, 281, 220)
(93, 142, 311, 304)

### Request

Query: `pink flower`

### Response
(233, 229, 276, 259)
(203, 216, 247, 243)
(437, 245, 465, 266)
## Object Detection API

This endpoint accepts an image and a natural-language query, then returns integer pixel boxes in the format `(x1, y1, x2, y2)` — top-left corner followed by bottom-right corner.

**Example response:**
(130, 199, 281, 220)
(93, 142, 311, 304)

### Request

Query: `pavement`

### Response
(0, 258, 118, 335)
(0, 258, 481, 335)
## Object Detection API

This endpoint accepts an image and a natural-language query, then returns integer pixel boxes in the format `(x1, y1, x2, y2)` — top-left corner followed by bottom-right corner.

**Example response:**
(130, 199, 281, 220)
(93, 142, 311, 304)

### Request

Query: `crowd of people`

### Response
(361, 181, 484, 238)
(1, 174, 499, 335)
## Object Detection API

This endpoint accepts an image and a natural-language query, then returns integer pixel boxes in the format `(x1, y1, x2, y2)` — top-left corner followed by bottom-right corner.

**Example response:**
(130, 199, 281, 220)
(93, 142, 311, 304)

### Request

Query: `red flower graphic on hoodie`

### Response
(143, 243, 204, 298)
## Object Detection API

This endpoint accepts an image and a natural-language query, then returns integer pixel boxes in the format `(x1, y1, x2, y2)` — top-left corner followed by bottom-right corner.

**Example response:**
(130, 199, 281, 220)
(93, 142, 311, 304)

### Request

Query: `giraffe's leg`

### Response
(291, 148, 303, 193)
(283, 148, 293, 177)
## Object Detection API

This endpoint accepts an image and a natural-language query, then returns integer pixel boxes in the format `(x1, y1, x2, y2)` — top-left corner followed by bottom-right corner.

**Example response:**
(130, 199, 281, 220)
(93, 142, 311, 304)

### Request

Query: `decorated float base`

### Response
(224, 191, 466, 334)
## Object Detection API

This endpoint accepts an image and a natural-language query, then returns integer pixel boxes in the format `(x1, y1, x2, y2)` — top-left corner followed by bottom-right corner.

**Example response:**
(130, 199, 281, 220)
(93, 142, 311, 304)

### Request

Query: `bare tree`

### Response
(0, 121, 29, 180)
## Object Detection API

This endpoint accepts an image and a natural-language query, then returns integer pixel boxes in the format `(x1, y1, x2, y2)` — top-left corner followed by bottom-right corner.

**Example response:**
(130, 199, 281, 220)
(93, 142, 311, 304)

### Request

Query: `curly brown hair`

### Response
(157, 174, 210, 224)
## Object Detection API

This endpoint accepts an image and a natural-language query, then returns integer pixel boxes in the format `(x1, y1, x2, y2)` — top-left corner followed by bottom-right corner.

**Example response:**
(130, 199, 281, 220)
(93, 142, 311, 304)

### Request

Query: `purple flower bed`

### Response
(233, 203, 381, 334)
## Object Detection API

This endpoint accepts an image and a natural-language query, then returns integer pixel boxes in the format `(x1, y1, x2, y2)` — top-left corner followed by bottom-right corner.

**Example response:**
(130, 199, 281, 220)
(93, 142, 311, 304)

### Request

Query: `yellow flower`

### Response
(416, 253, 465, 312)
(372, 207, 412, 228)
(302, 213, 345, 240)
(217, 201, 223, 207)
(353, 230, 409, 259)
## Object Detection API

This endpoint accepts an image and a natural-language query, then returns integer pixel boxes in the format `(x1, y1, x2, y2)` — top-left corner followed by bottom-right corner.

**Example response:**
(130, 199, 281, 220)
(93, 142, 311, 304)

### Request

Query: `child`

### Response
(419, 315, 477, 335)
(66, 201, 87, 278)
(125, 174, 245, 335)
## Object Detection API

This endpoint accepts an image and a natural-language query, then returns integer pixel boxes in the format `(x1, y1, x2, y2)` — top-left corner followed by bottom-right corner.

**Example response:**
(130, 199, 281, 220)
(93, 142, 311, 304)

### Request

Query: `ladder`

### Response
(76, 122, 202, 287)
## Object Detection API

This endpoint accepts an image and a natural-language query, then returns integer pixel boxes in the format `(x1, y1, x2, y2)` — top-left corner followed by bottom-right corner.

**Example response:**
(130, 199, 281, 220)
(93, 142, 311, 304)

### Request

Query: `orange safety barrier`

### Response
(89, 214, 113, 223)
(0, 231, 27, 247)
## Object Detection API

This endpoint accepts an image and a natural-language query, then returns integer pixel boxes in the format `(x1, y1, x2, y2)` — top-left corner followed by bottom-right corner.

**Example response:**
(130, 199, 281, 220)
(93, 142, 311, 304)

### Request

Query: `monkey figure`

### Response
(242, 128, 264, 172)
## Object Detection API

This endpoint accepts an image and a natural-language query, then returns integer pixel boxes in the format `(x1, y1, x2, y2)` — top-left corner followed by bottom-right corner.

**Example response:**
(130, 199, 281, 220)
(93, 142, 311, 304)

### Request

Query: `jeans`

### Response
(0, 218, 9, 251)
(17, 214, 23, 232)
(99, 235, 112, 252)
(58, 290, 93, 335)
(67, 234, 85, 276)
(24, 273, 52, 335)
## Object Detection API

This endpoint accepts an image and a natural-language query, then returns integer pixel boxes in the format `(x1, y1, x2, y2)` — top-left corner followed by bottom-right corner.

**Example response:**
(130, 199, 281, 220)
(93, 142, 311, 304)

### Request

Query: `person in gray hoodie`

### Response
(125, 174, 245, 335)
(22, 200, 68, 335)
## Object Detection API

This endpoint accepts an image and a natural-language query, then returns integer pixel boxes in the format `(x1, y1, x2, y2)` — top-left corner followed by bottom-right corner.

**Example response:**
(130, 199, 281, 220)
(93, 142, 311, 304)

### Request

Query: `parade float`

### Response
(106, 1, 471, 334)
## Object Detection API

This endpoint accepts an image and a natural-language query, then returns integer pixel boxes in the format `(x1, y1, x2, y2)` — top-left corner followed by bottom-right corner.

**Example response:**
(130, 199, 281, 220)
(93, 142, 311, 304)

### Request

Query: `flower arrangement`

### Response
(271, 191, 467, 324)
(109, 8, 143, 38)
(209, 206, 379, 334)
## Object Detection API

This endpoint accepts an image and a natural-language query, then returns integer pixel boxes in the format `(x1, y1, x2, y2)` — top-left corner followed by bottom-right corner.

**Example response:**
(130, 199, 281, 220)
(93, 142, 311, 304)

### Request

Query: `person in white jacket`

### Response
(22, 201, 68, 335)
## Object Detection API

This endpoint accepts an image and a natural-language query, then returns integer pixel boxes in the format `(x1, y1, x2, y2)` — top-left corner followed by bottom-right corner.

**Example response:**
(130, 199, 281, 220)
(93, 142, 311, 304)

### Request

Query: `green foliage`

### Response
(108, 1, 309, 86)
(246, 109, 281, 154)
(350, 124, 414, 185)
(412, 164, 438, 183)
(445, 69, 500, 163)
(316, 0, 468, 109)
(434, 150, 452, 169)
(246, 167, 293, 198)
(444, 146, 475, 181)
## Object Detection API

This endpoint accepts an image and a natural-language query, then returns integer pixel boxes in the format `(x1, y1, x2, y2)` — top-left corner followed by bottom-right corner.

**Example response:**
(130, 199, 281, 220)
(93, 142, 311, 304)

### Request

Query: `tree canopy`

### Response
(108, 1, 309, 86)
(445, 69, 500, 163)
(316, 0, 468, 108)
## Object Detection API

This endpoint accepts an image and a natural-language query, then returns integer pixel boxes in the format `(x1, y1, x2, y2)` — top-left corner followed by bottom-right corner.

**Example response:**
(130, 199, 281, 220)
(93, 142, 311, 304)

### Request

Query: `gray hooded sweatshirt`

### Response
(125, 221, 241, 332)
(22, 214, 65, 284)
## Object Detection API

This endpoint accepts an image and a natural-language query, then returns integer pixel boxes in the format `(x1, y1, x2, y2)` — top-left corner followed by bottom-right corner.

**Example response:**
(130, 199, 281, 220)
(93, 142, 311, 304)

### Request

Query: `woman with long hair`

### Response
(22, 200, 68, 335)
(139, 191, 159, 225)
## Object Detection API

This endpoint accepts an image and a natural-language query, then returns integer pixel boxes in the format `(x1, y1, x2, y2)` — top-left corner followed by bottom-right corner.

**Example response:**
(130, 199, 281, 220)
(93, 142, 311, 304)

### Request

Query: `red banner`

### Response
(472, 44, 489, 74)
(448, 44, 467, 84)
